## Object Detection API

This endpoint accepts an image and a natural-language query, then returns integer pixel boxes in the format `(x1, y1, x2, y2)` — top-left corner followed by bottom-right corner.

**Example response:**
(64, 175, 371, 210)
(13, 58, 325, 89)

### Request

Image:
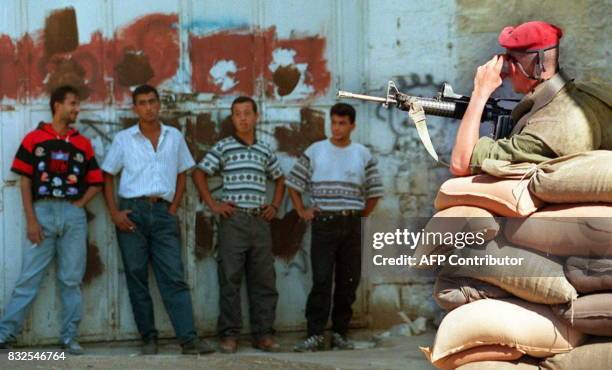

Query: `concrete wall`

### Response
(0, 0, 609, 343)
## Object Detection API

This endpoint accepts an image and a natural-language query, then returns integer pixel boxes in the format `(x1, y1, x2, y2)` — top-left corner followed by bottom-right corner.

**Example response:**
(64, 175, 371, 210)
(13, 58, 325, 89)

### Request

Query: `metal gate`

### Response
(0, 0, 367, 344)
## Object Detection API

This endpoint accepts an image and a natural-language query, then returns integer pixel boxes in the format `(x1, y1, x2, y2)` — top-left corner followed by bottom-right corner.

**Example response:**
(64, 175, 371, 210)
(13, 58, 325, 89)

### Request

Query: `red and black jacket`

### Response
(11, 123, 103, 201)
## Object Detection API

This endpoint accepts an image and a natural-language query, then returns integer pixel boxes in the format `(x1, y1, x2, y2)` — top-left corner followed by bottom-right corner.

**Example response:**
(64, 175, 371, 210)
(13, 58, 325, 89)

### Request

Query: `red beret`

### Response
(498, 21, 563, 51)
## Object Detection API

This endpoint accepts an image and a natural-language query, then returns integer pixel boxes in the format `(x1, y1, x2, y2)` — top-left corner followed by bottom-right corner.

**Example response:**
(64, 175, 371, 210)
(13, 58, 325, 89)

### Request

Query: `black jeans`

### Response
(116, 198, 197, 344)
(306, 214, 362, 336)
(216, 212, 278, 339)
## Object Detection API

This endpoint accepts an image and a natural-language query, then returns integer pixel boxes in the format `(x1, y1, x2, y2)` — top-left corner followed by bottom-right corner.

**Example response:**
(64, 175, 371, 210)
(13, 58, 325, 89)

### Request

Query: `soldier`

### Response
(450, 21, 611, 176)
(0, 85, 102, 354)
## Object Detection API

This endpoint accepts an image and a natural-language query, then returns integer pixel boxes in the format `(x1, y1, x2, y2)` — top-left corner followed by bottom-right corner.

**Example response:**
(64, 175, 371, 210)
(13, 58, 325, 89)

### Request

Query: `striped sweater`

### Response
(286, 139, 384, 211)
(198, 135, 283, 208)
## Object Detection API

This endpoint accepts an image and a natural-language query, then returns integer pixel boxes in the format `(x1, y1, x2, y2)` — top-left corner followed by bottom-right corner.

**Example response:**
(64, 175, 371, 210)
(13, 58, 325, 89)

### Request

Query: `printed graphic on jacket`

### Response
(11, 123, 103, 200)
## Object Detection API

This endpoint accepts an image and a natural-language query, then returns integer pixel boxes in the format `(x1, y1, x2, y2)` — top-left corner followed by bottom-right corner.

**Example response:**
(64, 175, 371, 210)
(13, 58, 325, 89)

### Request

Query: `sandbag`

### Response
(456, 358, 540, 370)
(529, 151, 612, 203)
(433, 275, 510, 311)
(540, 341, 612, 370)
(421, 298, 585, 365)
(435, 175, 544, 217)
(413, 206, 500, 265)
(424, 345, 523, 370)
(441, 240, 577, 304)
(552, 293, 612, 336)
(565, 256, 612, 293)
(505, 204, 612, 257)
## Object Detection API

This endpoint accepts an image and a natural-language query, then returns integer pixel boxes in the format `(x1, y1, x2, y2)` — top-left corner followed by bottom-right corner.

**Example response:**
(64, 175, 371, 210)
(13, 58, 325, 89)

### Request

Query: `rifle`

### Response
(337, 81, 516, 163)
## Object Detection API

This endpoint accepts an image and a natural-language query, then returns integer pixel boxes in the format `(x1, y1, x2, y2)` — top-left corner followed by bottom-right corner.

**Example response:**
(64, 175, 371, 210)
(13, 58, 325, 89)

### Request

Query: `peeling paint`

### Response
(209, 59, 238, 92)
(195, 212, 214, 260)
(45, 58, 90, 99)
(190, 27, 330, 98)
(272, 65, 301, 96)
(0, 13, 179, 102)
(274, 107, 326, 156)
(43, 7, 79, 56)
(185, 113, 219, 161)
(83, 242, 104, 285)
(85, 209, 95, 223)
(0, 104, 15, 111)
(270, 210, 308, 261)
(114, 51, 154, 87)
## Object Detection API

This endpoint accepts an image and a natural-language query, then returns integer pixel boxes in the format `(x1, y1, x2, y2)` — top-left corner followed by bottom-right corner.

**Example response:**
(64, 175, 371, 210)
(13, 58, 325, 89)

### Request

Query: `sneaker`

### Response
(293, 335, 325, 352)
(142, 337, 158, 355)
(331, 332, 354, 350)
(181, 337, 215, 355)
(62, 339, 84, 355)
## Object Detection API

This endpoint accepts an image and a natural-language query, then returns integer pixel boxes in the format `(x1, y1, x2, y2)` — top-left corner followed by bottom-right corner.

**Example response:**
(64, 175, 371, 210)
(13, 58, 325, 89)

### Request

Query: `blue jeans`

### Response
(116, 198, 197, 344)
(0, 200, 87, 343)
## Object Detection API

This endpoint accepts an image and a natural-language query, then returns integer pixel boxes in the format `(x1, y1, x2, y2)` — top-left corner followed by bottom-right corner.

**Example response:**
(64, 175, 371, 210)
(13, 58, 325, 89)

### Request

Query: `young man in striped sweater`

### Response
(287, 103, 384, 352)
(193, 96, 285, 353)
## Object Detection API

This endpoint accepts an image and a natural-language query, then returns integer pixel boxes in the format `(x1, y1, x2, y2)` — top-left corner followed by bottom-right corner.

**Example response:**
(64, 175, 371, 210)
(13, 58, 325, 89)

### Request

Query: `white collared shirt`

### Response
(101, 123, 195, 202)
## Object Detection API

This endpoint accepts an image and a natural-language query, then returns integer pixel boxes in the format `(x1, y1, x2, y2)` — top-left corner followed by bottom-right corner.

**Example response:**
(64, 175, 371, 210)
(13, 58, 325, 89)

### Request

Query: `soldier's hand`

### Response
(112, 209, 137, 232)
(27, 221, 44, 245)
(298, 207, 319, 222)
(473, 55, 504, 98)
(212, 201, 236, 217)
(261, 204, 278, 221)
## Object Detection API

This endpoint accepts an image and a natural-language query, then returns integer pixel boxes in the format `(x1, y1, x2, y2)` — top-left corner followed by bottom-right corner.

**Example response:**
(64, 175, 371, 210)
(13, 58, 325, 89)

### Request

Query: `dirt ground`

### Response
(0, 330, 437, 370)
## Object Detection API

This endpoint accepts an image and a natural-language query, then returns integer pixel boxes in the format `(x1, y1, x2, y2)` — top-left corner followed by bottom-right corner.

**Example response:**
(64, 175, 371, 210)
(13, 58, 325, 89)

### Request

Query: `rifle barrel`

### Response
(337, 90, 458, 118)
(337, 91, 396, 104)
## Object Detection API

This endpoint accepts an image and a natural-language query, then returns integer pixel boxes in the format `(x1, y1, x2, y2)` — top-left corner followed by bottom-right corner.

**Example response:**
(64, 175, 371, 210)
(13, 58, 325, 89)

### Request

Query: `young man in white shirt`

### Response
(101, 85, 213, 355)
(286, 103, 383, 352)
(193, 96, 285, 353)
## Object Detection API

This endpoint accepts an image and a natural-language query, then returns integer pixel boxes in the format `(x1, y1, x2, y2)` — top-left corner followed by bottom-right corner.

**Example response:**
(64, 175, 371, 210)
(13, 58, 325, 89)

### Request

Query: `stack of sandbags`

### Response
(539, 341, 612, 370)
(413, 205, 501, 264)
(504, 204, 612, 257)
(418, 151, 612, 368)
(551, 257, 612, 337)
(420, 299, 585, 370)
(499, 152, 612, 346)
(434, 240, 577, 309)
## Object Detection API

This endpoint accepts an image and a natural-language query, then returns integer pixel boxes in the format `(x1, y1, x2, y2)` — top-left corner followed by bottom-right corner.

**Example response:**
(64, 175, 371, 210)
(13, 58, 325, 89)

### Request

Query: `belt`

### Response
(235, 207, 263, 216)
(316, 210, 362, 220)
(133, 196, 170, 204)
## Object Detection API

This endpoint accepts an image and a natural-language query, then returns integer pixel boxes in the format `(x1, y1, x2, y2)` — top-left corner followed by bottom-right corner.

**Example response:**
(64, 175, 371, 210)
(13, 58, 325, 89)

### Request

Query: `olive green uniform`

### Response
(469, 70, 612, 174)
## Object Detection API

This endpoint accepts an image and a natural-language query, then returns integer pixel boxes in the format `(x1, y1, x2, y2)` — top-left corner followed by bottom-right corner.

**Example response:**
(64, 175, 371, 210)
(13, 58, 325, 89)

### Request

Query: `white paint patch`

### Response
(269, 48, 297, 70)
(268, 48, 314, 99)
(209, 60, 238, 92)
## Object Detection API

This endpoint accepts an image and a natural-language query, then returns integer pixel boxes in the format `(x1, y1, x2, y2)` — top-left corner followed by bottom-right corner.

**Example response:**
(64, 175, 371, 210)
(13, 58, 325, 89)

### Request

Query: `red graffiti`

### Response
(0, 12, 330, 103)
(190, 26, 330, 97)
(0, 35, 21, 99)
(189, 28, 272, 97)
(265, 35, 330, 97)
(111, 13, 180, 100)
(0, 13, 179, 103)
